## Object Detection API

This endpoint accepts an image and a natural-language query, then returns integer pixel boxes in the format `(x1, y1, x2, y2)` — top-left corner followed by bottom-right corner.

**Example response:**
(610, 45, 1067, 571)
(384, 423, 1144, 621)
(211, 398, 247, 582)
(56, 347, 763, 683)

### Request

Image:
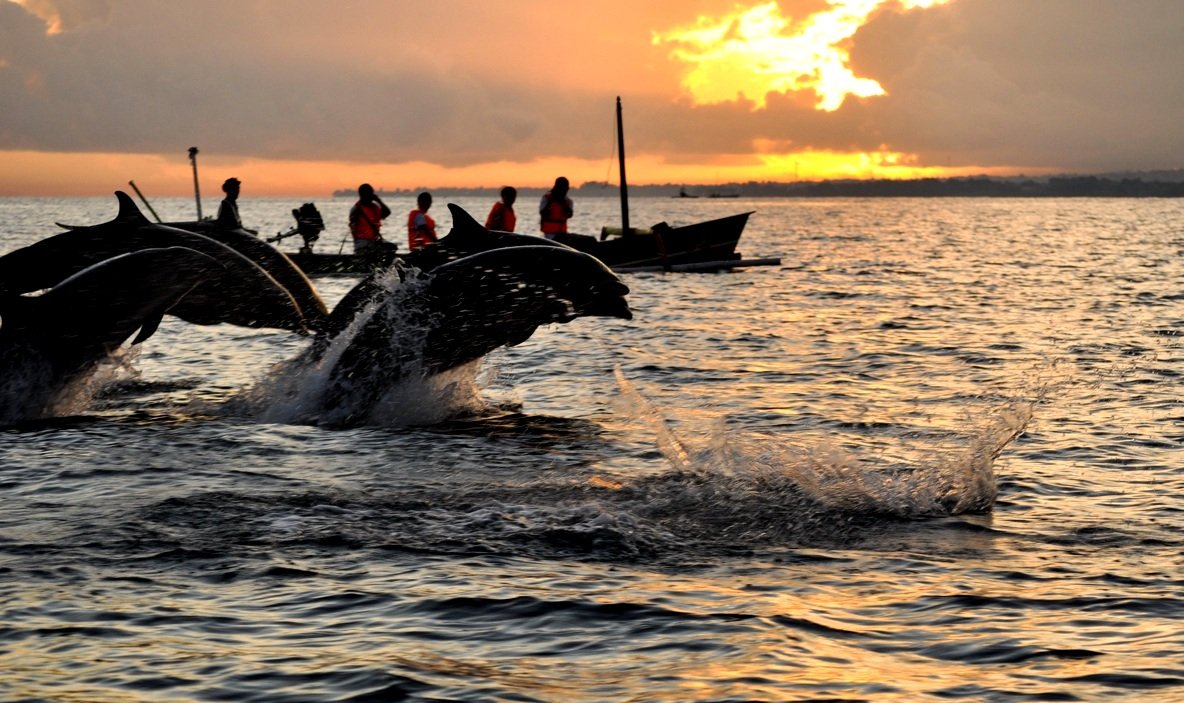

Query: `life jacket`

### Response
(485, 201, 516, 232)
(539, 192, 571, 235)
(407, 209, 438, 251)
(350, 201, 384, 241)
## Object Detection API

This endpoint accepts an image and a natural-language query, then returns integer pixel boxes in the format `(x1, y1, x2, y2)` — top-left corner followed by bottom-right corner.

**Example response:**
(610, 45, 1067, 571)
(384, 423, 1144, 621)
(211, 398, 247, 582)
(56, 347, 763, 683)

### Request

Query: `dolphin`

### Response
(0, 192, 320, 333)
(158, 216, 329, 329)
(2, 200, 633, 426)
(304, 245, 632, 424)
(0, 247, 224, 423)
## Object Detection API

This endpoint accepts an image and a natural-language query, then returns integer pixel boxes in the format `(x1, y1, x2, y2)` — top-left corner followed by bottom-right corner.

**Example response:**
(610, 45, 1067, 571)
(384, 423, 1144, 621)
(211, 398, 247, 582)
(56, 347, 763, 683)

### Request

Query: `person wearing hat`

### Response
(215, 177, 255, 233)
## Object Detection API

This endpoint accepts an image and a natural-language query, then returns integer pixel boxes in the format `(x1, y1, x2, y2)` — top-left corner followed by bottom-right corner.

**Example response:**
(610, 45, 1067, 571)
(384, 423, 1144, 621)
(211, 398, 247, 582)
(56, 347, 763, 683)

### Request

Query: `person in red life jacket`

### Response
(349, 183, 394, 256)
(407, 191, 438, 251)
(485, 186, 518, 232)
(539, 176, 573, 239)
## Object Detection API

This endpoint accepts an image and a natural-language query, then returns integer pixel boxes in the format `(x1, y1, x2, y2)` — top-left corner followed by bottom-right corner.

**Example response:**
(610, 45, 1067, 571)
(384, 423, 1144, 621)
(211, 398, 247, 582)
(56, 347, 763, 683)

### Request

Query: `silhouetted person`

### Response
(349, 183, 395, 256)
(407, 191, 438, 251)
(485, 186, 518, 232)
(215, 177, 256, 233)
(539, 176, 573, 239)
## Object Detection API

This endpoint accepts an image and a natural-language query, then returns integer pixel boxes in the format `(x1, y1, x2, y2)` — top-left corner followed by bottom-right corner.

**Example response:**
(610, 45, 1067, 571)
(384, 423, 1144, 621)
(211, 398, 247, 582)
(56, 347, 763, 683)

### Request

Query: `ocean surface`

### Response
(1, 194, 1181, 702)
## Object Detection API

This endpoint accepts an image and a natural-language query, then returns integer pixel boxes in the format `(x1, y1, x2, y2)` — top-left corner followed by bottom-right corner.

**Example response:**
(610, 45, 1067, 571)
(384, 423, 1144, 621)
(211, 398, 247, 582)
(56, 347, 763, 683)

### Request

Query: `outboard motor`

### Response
(292, 203, 325, 253)
(269, 203, 326, 253)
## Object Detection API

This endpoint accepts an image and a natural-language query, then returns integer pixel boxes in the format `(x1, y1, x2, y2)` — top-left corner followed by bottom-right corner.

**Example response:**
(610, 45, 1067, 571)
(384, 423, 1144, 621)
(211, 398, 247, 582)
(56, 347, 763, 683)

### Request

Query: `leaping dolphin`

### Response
(2, 192, 324, 332)
(296, 245, 631, 424)
(0, 247, 224, 424)
(1, 199, 633, 427)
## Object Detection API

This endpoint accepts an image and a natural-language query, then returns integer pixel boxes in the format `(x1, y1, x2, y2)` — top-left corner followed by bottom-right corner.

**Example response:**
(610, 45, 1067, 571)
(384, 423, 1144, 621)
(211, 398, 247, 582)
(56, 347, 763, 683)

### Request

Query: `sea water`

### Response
(0, 195, 1181, 702)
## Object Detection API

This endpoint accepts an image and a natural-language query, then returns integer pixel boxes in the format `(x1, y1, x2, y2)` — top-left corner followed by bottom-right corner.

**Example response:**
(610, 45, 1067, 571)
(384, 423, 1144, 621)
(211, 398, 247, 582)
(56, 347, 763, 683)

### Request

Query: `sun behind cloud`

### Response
(654, 0, 953, 111)
(6, 0, 111, 34)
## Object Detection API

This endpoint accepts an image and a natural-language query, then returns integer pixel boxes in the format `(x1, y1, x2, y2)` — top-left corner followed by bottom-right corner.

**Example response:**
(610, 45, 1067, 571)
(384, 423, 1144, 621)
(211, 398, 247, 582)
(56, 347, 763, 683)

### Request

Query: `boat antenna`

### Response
(188, 146, 202, 220)
(616, 96, 630, 235)
(127, 180, 163, 223)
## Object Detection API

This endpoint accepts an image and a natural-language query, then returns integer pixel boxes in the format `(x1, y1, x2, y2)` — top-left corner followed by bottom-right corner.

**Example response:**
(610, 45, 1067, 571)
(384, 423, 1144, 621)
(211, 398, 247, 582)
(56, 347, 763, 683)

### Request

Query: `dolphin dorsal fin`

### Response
(447, 203, 487, 239)
(114, 191, 151, 225)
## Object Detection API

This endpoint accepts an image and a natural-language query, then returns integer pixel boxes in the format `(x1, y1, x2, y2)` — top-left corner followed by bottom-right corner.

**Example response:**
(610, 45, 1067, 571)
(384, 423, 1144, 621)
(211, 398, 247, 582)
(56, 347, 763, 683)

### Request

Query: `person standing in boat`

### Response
(215, 177, 256, 234)
(349, 183, 395, 256)
(407, 191, 438, 251)
(539, 177, 573, 239)
(485, 186, 517, 232)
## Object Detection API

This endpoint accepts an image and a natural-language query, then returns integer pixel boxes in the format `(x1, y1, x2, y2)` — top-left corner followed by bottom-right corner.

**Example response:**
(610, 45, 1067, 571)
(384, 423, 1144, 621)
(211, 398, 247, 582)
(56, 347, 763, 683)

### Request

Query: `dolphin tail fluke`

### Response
(130, 311, 166, 345)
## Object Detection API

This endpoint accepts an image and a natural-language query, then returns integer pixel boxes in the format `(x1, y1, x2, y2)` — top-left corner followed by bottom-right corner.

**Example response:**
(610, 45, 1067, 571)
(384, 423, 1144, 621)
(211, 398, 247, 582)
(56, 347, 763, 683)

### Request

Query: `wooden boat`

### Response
(279, 97, 771, 275)
(546, 211, 753, 270)
(250, 205, 757, 276)
(167, 100, 775, 276)
(540, 97, 766, 273)
(285, 248, 395, 276)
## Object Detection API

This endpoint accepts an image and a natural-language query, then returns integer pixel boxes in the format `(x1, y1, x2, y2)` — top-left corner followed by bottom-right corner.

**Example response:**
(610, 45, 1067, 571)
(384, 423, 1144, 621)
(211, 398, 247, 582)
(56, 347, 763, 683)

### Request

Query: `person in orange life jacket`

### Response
(485, 186, 518, 232)
(349, 183, 395, 256)
(407, 191, 438, 252)
(539, 176, 573, 239)
(215, 177, 257, 234)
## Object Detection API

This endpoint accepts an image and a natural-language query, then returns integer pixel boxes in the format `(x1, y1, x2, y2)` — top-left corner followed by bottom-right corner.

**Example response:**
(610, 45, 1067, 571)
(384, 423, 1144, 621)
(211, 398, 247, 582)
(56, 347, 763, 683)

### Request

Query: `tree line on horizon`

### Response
(334, 174, 1184, 199)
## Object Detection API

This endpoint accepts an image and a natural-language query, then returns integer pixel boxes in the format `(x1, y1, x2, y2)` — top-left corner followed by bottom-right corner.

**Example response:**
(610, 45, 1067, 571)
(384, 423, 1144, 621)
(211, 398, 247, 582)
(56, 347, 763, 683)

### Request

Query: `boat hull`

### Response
(287, 211, 753, 276)
(555, 211, 752, 269)
(285, 250, 395, 276)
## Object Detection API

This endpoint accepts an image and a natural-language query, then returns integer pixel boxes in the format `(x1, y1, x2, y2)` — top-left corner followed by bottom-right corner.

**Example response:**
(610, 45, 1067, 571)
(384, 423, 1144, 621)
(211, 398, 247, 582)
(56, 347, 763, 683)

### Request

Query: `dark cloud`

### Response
(0, 1, 616, 164)
(851, 0, 1184, 170)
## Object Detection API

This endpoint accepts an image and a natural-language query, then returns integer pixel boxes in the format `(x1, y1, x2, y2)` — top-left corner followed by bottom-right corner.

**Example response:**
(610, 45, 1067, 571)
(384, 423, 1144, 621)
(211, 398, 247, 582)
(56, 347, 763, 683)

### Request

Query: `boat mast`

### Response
(616, 96, 630, 235)
(188, 146, 203, 220)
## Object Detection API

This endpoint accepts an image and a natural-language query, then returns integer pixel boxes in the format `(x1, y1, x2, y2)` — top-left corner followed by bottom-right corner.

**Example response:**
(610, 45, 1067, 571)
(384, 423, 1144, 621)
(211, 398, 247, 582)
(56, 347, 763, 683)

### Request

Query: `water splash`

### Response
(136, 370, 1034, 563)
(234, 268, 488, 427)
(0, 346, 140, 425)
(611, 367, 1031, 520)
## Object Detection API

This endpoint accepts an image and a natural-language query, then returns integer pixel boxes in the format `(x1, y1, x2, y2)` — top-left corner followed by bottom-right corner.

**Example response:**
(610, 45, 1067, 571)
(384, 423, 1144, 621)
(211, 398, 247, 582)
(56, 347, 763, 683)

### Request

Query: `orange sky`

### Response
(1, 0, 1181, 196)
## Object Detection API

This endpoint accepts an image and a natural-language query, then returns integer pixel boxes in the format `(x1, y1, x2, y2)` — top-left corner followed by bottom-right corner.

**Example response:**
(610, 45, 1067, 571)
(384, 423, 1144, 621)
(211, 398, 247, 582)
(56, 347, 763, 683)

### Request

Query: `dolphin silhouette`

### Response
(1, 201, 632, 426)
(0, 247, 224, 423)
(303, 245, 631, 424)
(0, 192, 322, 332)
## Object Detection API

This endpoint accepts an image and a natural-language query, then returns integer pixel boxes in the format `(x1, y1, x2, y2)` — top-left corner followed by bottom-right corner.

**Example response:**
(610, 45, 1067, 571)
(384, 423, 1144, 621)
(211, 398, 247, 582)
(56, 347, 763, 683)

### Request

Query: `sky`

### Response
(1, 0, 1182, 195)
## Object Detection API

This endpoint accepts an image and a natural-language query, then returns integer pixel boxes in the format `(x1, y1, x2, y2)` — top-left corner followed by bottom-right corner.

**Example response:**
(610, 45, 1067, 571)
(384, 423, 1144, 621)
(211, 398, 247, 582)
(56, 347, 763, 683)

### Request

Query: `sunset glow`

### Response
(654, 0, 953, 111)
(1, 0, 1179, 196)
(754, 146, 1024, 181)
(9, 0, 67, 34)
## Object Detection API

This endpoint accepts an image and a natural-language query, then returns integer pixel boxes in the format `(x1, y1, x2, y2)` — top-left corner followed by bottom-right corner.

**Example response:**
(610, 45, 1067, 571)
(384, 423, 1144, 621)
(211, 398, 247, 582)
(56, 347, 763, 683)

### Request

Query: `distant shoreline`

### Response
(334, 174, 1184, 199)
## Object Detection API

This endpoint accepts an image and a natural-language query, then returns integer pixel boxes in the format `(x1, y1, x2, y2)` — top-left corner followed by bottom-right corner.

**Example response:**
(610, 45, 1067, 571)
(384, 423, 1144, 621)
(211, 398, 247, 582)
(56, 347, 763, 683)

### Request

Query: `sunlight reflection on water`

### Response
(1, 196, 1182, 701)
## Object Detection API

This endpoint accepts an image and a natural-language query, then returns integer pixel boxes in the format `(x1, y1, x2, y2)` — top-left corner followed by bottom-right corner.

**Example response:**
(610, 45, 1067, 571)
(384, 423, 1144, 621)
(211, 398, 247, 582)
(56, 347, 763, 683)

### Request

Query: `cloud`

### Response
(857, 0, 1184, 170)
(652, 0, 955, 111)
(2, 0, 1183, 177)
(0, 1, 626, 164)
(9, 0, 111, 34)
